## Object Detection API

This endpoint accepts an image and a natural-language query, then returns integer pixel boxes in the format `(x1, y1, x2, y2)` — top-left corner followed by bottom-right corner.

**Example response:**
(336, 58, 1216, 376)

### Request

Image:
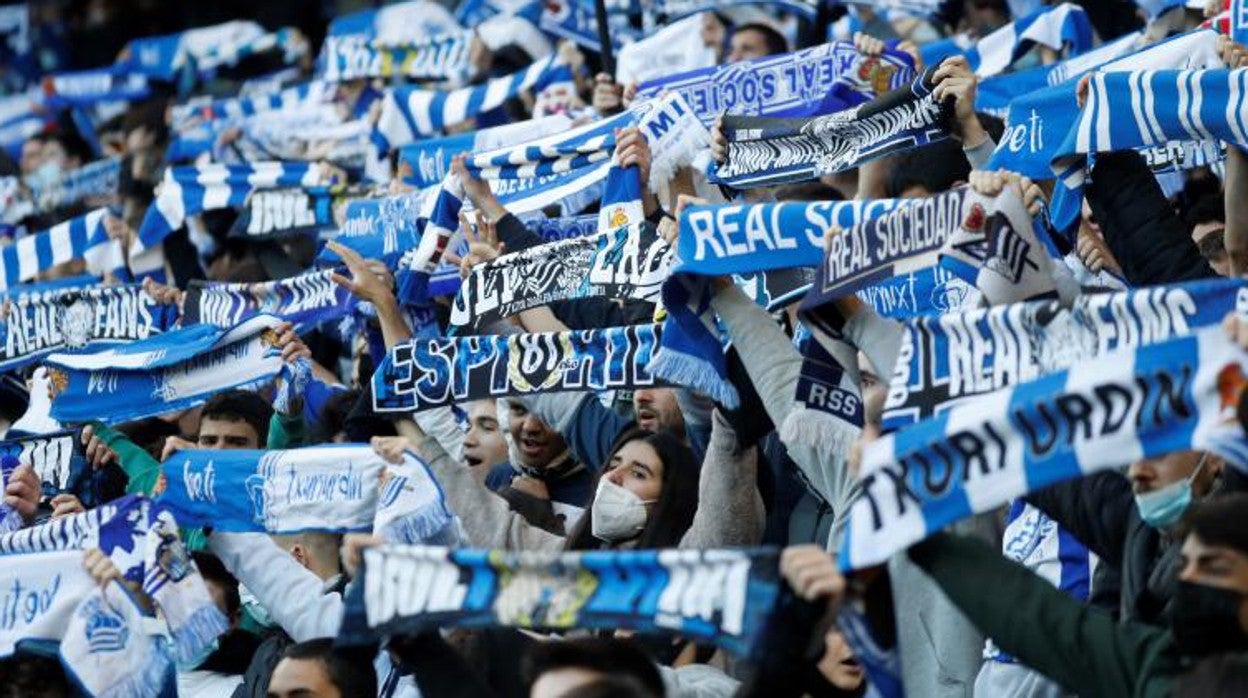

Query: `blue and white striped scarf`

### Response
(652, 199, 903, 407)
(338, 545, 785, 660)
(169, 81, 328, 133)
(713, 66, 952, 189)
(395, 114, 573, 190)
(841, 324, 1248, 571)
(0, 494, 229, 666)
(0, 208, 119, 292)
(27, 156, 120, 212)
(0, 283, 175, 373)
(136, 162, 339, 251)
(1053, 68, 1248, 188)
(461, 92, 707, 215)
(372, 54, 569, 153)
(182, 269, 353, 331)
(319, 32, 473, 83)
(372, 324, 665, 412)
(158, 446, 441, 535)
(328, 0, 463, 44)
(985, 28, 1222, 183)
(919, 3, 1094, 78)
(120, 21, 307, 83)
(0, 430, 87, 508)
(44, 314, 287, 425)
(635, 40, 916, 127)
(882, 277, 1247, 429)
(374, 453, 461, 547)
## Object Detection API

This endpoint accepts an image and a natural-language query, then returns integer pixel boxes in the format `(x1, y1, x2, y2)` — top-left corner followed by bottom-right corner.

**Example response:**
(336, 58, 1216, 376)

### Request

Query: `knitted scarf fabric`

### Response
(882, 277, 1247, 429)
(635, 40, 916, 126)
(339, 544, 786, 659)
(841, 325, 1248, 571)
(44, 315, 287, 425)
(372, 324, 665, 413)
(713, 66, 952, 189)
(0, 283, 175, 373)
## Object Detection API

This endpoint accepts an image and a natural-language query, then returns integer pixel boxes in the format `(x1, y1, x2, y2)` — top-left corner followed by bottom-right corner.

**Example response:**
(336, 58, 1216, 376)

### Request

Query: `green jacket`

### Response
(909, 533, 1184, 698)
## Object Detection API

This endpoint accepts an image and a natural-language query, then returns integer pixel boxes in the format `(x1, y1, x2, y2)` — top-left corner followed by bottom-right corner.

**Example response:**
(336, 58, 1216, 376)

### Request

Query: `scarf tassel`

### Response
(94, 648, 171, 698)
(166, 604, 230, 665)
(649, 348, 740, 410)
(779, 407, 860, 456)
(381, 503, 457, 546)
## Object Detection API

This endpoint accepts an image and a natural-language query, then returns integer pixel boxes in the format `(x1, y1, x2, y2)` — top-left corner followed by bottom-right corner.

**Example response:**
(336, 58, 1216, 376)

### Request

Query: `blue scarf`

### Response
(713, 66, 952, 189)
(27, 156, 121, 213)
(635, 41, 915, 126)
(372, 54, 569, 153)
(883, 277, 1247, 430)
(338, 545, 785, 659)
(0, 430, 88, 508)
(0, 283, 175, 373)
(976, 31, 1143, 116)
(137, 162, 338, 252)
(527, 213, 599, 242)
(372, 324, 664, 412)
(395, 114, 574, 190)
(1053, 68, 1248, 189)
(374, 454, 460, 546)
(651, 0, 819, 19)
(652, 199, 903, 407)
(44, 315, 287, 425)
(318, 32, 472, 83)
(40, 69, 151, 109)
(841, 324, 1248, 571)
(857, 266, 980, 320)
(169, 81, 325, 133)
(229, 185, 347, 240)
(449, 221, 670, 328)
(182, 269, 354, 331)
(0, 494, 229, 665)
(539, 0, 639, 52)
(460, 93, 707, 221)
(120, 22, 307, 83)
(919, 3, 1093, 78)
(157, 445, 431, 534)
(317, 189, 425, 268)
(0, 208, 120, 292)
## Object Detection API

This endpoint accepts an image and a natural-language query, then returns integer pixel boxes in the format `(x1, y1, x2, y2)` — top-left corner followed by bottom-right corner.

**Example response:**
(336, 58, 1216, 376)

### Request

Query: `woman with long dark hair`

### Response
(380, 410, 764, 552)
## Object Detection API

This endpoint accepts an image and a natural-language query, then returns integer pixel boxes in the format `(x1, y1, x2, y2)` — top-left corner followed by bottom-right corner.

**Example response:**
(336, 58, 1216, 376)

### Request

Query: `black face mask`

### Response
(1171, 581, 1248, 658)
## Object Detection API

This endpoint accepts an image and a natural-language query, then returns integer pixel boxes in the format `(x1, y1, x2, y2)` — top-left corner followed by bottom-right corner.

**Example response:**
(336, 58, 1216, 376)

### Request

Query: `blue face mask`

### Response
(176, 637, 219, 672)
(25, 160, 63, 192)
(1135, 455, 1208, 530)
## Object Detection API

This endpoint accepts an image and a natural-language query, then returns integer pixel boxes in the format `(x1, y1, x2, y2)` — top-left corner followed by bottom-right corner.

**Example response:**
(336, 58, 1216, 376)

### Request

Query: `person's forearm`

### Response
(375, 294, 413, 349)
(1225, 146, 1248, 275)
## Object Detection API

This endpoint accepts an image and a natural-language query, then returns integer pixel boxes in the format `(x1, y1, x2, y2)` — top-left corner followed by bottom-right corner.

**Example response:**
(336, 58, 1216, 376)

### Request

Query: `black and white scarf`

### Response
(449, 222, 671, 329)
(713, 66, 952, 188)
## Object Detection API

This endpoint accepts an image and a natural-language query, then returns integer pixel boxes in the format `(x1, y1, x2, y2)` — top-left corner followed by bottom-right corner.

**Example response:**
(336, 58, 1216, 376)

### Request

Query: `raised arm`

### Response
(678, 410, 765, 549)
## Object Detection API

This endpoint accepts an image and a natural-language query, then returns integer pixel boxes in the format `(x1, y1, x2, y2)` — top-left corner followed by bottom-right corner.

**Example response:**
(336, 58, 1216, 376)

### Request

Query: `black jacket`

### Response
(1084, 151, 1216, 287)
(1026, 472, 1180, 626)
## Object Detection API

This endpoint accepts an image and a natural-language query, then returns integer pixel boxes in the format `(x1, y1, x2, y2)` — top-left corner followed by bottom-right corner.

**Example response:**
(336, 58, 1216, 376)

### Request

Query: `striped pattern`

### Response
(136, 162, 333, 251)
(373, 55, 567, 151)
(841, 326, 1248, 570)
(0, 208, 111, 292)
(170, 81, 326, 132)
(1056, 68, 1248, 187)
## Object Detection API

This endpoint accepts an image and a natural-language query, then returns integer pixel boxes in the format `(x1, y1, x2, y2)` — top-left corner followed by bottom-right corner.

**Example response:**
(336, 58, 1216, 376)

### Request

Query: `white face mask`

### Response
(590, 478, 656, 543)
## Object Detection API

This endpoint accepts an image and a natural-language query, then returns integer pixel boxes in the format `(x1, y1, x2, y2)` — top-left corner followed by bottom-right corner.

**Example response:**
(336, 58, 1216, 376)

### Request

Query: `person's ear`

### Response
(290, 544, 310, 570)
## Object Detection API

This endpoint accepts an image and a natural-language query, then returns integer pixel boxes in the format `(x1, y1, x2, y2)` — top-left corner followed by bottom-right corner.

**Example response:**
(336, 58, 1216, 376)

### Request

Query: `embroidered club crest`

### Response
(60, 294, 95, 349)
(80, 596, 129, 654)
